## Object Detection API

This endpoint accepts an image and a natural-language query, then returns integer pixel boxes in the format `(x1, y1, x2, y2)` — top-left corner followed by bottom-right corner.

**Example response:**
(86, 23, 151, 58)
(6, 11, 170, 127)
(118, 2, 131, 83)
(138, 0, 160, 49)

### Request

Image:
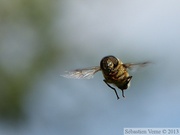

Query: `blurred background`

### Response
(0, 0, 180, 135)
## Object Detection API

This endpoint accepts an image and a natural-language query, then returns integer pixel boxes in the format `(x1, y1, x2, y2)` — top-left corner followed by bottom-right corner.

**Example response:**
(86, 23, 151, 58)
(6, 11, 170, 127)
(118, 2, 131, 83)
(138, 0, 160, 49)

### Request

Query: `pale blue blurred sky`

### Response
(1, 0, 180, 135)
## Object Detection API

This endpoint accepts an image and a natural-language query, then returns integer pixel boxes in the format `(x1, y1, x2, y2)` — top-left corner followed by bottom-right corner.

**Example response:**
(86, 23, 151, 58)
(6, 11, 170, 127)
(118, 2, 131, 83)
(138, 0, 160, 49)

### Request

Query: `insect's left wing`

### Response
(123, 61, 151, 71)
(61, 66, 101, 79)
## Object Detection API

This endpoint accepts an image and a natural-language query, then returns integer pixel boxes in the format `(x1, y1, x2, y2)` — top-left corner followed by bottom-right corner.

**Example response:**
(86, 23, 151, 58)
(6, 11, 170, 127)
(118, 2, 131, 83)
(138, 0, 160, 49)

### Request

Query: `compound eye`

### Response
(109, 56, 118, 68)
(107, 60, 113, 67)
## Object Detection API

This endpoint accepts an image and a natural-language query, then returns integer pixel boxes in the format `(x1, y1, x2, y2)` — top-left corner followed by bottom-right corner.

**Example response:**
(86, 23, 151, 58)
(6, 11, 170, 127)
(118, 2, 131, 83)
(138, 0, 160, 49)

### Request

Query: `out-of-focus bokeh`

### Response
(0, 0, 180, 135)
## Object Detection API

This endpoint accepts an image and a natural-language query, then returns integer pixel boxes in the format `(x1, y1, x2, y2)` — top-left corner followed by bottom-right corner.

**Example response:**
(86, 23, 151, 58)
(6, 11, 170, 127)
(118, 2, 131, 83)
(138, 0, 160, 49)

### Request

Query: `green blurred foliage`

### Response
(0, 0, 62, 121)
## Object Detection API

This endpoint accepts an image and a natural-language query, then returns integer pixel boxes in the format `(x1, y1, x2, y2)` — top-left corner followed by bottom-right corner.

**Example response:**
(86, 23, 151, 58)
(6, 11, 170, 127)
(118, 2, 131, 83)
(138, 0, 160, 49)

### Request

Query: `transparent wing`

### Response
(61, 66, 101, 79)
(123, 61, 151, 71)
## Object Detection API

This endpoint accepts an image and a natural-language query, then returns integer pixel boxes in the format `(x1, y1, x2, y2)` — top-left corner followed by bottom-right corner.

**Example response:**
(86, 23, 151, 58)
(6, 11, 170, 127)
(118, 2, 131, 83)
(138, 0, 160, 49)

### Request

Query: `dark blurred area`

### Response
(0, 0, 61, 122)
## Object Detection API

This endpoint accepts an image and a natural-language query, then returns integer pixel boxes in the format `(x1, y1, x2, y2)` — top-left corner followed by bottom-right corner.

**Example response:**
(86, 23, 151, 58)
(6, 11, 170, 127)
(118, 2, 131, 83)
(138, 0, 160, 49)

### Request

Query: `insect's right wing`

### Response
(123, 61, 151, 71)
(61, 66, 101, 79)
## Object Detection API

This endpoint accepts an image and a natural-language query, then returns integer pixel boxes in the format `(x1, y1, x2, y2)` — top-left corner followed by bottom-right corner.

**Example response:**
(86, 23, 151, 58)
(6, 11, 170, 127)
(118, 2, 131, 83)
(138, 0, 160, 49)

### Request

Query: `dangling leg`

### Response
(119, 76, 132, 98)
(121, 90, 125, 98)
(103, 80, 120, 100)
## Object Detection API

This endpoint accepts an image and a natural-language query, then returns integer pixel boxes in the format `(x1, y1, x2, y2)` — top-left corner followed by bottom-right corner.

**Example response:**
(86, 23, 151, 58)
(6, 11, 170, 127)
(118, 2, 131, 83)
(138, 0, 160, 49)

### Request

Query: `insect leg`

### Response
(103, 80, 120, 100)
(121, 76, 132, 98)
(121, 90, 125, 98)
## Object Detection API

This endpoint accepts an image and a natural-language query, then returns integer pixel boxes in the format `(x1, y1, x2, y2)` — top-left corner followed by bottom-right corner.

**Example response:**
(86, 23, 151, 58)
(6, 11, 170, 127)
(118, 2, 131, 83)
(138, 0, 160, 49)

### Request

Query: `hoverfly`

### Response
(62, 55, 150, 100)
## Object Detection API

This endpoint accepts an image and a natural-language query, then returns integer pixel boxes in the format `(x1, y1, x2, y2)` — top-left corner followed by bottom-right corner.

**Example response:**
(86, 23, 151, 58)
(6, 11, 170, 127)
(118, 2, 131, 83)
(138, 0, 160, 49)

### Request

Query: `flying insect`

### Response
(62, 55, 150, 99)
